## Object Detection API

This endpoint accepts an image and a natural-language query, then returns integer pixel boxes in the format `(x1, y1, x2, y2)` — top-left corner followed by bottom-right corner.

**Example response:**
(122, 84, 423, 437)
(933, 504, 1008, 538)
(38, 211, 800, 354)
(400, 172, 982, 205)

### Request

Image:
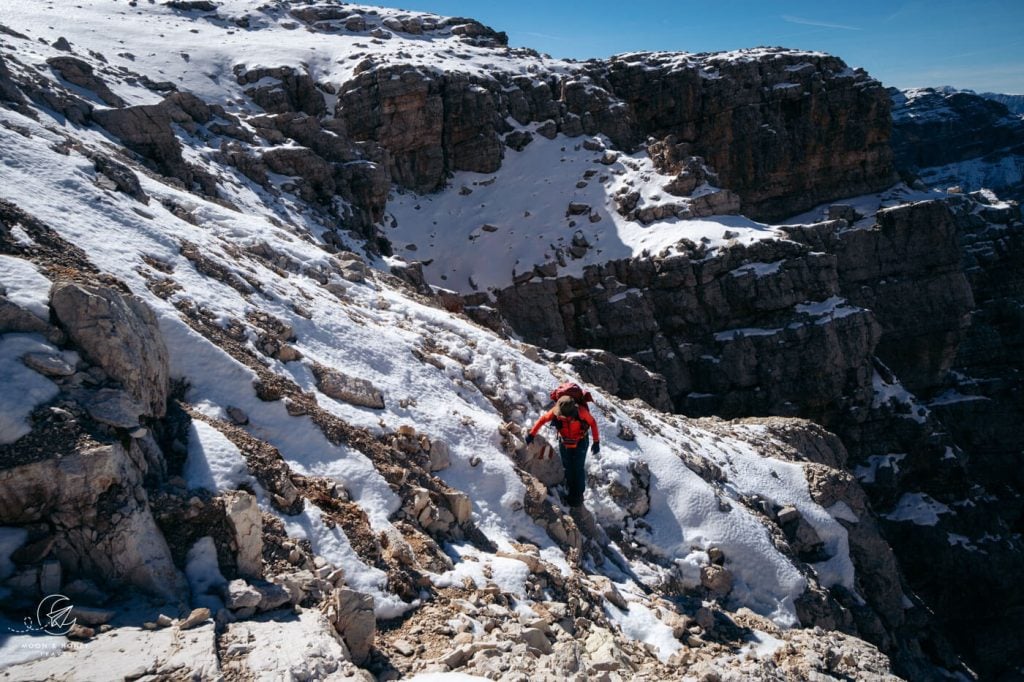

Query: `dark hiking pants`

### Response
(559, 436, 588, 507)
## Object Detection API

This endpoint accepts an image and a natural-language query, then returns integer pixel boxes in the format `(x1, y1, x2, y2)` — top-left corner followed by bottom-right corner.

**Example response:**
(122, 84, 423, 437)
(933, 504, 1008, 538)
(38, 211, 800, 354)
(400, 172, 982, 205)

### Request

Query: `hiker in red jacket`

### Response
(526, 394, 600, 508)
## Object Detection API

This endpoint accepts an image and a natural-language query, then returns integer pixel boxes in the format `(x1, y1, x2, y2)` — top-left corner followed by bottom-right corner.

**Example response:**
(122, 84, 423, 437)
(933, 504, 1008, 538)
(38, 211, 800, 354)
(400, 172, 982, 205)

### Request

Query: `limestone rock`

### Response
(584, 627, 622, 671)
(51, 281, 169, 418)
(428, 439, 451, 471)
(521, 626, 553, 654)
(1, 620, 219, 680)
(700, 564, 733, 597)
(21, 352, 76, 377)
(92, 154, 149, 204)
(327, 588, 375, 665)
(312, 365, 385, 409)
(84, 388, 145, 428)
(522, 434, 564, 487)
(0, 442, 184, 600)
(225, 579, 262, 610)
(220, 610, 356, 680)
(92, 97, 193, 184)
(254, 582, 290, 612)
(179, 607, 212, 630)
(1, 298, 53, 336)
(224, 490, 263, 578)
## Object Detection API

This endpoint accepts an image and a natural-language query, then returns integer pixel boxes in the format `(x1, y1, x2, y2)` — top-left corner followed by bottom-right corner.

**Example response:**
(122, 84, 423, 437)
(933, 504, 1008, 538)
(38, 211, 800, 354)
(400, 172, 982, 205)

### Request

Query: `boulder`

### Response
(84, 388, 146, 428)
(51, 282, 169, 418)
(312, 365, 385, 409)
(225, 579, 262, 611)
(219, 610, 356, 680)
(224, 491, 262, 578)
(327, 588, 375, 665)
(46, 56, 125, 107)
(0, 442, 184, 600)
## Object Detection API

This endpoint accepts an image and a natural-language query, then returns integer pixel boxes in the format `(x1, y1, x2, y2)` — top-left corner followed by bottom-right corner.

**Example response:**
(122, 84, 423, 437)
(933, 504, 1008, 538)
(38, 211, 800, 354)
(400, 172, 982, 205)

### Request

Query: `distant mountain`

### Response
(923, 85, 1024, 116)
(890, 87, 1024, 201)
(980, 92, 1024, 115)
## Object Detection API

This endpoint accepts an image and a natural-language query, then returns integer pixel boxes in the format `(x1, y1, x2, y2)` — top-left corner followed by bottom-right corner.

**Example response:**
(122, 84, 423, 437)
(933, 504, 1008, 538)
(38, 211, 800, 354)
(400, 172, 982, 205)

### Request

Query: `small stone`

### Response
(22, 352, 76, 377)
(179, 607, 212, 630)
(66, 624, 95, 640)
(226, 406, 249, 424)
(521, 627, 553, 654)
(225, 579, 262, 610)
(393, 639, 415, 656)
(156, 613, 173, 628)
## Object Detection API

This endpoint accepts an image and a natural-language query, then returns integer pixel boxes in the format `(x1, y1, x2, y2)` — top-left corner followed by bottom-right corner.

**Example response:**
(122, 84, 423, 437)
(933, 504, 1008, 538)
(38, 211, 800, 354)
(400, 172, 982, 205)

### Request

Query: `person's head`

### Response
(556, 395, 578, 418)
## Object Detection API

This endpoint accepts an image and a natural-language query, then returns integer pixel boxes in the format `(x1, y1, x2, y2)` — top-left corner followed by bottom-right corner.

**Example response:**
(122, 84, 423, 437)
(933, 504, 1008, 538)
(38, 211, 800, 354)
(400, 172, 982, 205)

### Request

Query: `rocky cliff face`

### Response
(891, 87, 1024, 202)
(0, 1, 1020, 679)
(599, 51, 896, 221)
(490, 192, 1024, 677)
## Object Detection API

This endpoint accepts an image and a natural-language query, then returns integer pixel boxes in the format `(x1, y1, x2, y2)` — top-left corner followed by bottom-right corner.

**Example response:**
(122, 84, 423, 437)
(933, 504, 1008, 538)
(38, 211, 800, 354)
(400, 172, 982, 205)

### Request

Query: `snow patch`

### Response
(604, 600, 682, 662)
(884, 493, 951, 526)
(0, 334, 61, 444)
(0, 255, 51, 319)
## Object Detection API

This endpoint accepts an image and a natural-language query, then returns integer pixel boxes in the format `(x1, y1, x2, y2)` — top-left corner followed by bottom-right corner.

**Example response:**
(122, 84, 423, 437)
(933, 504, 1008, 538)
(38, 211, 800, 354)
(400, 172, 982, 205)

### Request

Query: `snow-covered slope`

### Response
(0, 94, 851, 636)
(0, 2, 933, 679)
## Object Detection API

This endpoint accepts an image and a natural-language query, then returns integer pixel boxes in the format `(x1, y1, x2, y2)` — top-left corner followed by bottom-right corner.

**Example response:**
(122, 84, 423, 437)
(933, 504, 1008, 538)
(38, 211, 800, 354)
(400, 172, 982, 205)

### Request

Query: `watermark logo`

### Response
(7, 594, 77, 636)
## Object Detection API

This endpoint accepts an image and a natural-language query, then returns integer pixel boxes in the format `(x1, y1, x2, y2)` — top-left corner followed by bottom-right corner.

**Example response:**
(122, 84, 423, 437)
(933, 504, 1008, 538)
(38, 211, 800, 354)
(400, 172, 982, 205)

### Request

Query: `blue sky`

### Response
(372, 1, 1024, 94)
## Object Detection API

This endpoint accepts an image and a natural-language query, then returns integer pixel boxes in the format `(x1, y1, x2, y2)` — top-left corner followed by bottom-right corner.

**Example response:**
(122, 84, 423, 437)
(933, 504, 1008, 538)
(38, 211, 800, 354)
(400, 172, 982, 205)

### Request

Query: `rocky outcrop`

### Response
(599, 50, 897, 221)
(336, 66, 505, 192)
(493, 199, 978, 422)
(783, 200, 975, 393)
(729, 418, 960, 677)
(51, 281, 170, 418)
(325, 49, 893, 220)
(235, 65, 325, 117)
(46, 55, 125, 107)
(0, 439, 184, 600)
(891, 88, 1024, 201)
(493, 233, 879, 423)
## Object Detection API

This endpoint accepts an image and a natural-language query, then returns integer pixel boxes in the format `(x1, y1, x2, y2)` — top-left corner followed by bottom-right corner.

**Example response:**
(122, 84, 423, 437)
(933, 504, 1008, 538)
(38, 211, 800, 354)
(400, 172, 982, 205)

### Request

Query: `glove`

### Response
(591, 442, 600, 455)
(525, 434, 535, 445)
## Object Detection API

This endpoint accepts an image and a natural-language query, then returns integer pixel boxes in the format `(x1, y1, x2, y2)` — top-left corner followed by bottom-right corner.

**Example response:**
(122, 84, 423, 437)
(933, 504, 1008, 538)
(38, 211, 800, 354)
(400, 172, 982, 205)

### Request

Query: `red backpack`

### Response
(550, 382, 593, 405)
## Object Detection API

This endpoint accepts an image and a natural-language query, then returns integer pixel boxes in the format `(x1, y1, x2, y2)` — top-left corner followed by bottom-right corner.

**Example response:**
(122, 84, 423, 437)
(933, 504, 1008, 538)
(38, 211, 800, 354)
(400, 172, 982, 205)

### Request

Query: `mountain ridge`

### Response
(0, 1, 1021, 679)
